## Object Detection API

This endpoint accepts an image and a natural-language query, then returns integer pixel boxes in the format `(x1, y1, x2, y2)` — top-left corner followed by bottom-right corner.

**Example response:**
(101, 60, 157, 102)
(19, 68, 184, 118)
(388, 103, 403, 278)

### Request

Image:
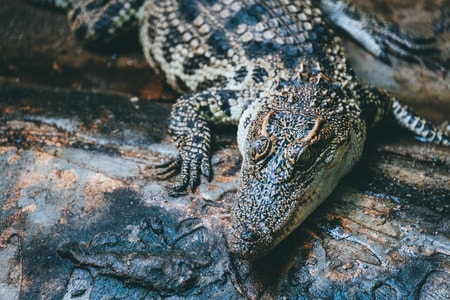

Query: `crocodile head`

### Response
(228, 82, 365, 261)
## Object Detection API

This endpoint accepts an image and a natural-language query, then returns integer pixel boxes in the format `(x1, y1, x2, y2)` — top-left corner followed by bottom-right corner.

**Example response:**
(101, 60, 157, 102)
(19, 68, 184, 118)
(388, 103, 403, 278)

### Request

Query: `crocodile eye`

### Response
(249, 136, 272, 163)
(296, 148, 312, 165)
(287, 144, 313, 166)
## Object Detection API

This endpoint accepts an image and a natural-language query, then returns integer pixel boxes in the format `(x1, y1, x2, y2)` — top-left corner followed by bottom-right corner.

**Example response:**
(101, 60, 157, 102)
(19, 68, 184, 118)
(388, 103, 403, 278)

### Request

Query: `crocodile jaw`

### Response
(228, 147, 353, 261)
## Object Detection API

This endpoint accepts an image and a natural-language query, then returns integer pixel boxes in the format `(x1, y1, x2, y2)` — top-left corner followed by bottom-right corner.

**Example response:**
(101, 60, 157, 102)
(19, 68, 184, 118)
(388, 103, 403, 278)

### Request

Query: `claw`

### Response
(155, 158, 179, 169)
(154, 151, 212, 196)
(154, 157, 182, 179)
(201, 160, 213, 182)
(168, 187, 188, 197)
(168, 164, 190, 197)
(377, 49, 391, 65)
(189, 177, 198, 192)
(189, 159, 200, 191)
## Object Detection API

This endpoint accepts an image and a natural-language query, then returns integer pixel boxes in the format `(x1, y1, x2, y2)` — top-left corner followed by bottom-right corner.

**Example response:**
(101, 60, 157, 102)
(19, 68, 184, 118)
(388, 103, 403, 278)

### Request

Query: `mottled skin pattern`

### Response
(32, 0, 450, 260)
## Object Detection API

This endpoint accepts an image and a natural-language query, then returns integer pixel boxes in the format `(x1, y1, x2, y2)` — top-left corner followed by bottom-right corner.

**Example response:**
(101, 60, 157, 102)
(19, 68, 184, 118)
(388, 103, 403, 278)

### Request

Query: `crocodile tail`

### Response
(391, 99, 450, 146)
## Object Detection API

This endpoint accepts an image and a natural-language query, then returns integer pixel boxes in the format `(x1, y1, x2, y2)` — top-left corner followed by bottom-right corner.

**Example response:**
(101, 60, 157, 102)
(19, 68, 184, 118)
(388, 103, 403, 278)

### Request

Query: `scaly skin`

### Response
(34, 0, 450, 260)
(230, 80, 366, 259)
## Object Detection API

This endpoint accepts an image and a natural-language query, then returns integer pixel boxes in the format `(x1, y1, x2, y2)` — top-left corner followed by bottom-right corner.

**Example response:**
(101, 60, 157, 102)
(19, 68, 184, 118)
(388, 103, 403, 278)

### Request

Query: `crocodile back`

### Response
(139, 0, 355, 94)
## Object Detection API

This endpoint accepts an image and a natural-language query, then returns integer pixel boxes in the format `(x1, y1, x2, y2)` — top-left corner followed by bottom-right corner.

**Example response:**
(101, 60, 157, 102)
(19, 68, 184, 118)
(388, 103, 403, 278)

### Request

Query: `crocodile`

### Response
(32, 0, 450, 260)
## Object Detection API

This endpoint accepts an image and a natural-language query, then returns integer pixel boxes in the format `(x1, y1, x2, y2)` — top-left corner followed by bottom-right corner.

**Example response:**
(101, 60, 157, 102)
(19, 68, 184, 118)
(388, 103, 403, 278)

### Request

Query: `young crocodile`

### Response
(34, 0, 450, 260)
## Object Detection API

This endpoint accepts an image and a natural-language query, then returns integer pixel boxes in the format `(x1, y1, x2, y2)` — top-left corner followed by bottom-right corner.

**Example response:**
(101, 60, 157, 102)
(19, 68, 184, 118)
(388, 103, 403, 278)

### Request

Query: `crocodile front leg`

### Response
(157, 88, 247, 196)
(157, 101, 212, 196)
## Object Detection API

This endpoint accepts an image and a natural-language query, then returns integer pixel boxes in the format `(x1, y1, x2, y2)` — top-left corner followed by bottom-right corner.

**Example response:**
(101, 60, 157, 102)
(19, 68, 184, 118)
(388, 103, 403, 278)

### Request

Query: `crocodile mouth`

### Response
(227, 181, 309, 261)
(227, 207, 308, 261)
(227, 179, 330, 261)
(227, 225, 275, 261)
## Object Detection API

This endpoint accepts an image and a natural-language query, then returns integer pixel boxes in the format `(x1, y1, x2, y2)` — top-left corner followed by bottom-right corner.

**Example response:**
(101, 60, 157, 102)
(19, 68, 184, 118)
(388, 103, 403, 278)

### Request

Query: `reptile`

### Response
(30, 0, 450, 260)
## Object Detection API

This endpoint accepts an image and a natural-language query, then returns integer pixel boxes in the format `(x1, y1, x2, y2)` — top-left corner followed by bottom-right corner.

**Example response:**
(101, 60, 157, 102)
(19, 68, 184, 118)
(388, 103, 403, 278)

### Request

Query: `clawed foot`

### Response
(155, 94, 216, 196)
(155, 153, 212, 197)
(320, 0, 440, 65)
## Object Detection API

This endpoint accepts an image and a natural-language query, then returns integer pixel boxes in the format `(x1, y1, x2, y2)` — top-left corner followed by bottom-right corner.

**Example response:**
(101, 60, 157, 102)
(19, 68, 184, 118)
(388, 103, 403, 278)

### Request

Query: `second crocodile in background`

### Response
(39, 0, 450, 260)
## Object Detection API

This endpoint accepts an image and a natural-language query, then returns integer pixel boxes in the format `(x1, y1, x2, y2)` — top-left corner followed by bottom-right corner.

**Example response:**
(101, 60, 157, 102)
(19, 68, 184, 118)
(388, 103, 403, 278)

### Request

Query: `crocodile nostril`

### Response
(241, 229, 260, 242)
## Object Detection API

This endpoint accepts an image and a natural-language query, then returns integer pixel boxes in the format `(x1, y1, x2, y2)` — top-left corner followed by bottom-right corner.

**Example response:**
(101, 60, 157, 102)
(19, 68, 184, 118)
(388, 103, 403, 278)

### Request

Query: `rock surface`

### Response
(1, 1, 449, 299)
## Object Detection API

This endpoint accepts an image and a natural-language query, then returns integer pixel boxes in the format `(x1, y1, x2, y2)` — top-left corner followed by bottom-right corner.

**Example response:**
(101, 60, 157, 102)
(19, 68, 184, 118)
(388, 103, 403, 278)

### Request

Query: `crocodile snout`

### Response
(228, 224, 275, 261)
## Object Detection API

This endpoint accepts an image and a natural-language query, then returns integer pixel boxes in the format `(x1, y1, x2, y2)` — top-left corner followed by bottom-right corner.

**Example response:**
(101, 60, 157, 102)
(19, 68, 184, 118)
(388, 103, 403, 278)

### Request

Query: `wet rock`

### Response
(0, 84, 237, 299)
(64, 268, 92, 298)
(57, 209, 232, 297)
(0, 236, 21, 300)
